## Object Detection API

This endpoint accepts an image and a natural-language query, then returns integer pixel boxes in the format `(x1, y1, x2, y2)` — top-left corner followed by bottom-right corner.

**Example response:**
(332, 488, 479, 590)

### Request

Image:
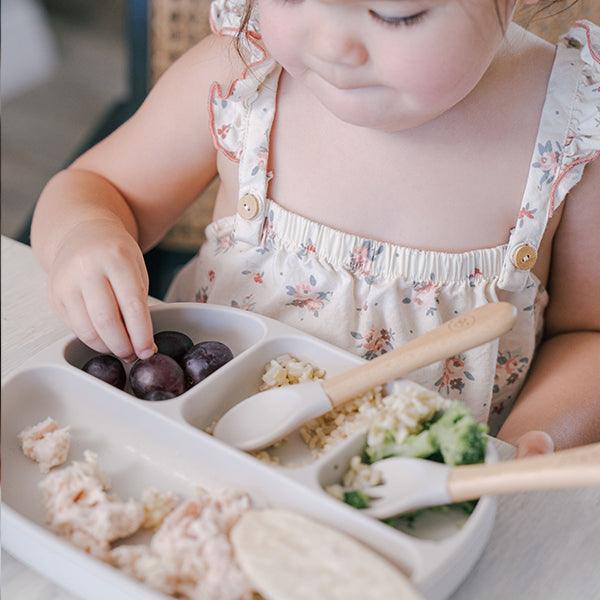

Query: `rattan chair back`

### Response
(150, 0, 213, 87)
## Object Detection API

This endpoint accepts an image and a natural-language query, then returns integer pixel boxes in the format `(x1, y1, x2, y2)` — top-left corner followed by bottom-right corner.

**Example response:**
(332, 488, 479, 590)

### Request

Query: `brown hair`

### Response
(234, 0, 254, 60)
(514, 0, 582, 30)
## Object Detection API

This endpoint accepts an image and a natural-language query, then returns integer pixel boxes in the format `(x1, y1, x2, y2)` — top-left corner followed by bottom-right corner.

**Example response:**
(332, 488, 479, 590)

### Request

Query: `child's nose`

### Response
(310, 29, 368, 68)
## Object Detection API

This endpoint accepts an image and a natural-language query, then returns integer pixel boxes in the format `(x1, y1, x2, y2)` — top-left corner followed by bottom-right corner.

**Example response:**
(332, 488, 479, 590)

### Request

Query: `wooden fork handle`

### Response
(322, 302, 517, 408)
(448, 443, 600, 502)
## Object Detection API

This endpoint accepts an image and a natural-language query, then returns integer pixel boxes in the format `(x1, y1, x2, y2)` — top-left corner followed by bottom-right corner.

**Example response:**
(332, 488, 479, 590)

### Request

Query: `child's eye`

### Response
(368, 9, 428, 28)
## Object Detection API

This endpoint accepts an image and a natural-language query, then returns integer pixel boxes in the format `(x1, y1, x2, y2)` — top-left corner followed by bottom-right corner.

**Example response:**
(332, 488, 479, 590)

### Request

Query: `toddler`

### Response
(31, 0, 600, 456)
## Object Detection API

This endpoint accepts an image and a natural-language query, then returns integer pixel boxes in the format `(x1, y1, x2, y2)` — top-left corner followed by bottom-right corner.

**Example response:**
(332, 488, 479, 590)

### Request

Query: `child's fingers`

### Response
(61, 292, 112, 355)
(82, 277, 135, 361)
(515, 431, 554, 459)
(109, 266, 155, 360)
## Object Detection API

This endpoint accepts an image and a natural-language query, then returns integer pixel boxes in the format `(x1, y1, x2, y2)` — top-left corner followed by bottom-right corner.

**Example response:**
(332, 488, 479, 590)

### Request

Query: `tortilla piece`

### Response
(231, 509, 422, 600)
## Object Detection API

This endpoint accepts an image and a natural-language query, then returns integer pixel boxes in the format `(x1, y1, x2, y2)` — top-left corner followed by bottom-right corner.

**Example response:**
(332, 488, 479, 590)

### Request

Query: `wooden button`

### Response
(237, 193, 261, 220)
(512, 243, 538, 270)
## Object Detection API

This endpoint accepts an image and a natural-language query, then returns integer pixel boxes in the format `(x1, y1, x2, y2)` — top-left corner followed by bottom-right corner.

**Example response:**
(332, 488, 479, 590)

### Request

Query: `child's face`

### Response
(256, 0, 516, 131)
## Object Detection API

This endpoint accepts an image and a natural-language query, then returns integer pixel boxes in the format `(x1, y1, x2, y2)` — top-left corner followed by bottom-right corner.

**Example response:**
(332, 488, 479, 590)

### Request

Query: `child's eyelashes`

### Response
(368, 9, 428, 28)
(273, 1, 428, 29)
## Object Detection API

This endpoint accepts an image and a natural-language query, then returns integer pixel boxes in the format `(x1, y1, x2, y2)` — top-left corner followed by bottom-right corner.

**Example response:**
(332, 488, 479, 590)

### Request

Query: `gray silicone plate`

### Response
(1, 302, 497, 600)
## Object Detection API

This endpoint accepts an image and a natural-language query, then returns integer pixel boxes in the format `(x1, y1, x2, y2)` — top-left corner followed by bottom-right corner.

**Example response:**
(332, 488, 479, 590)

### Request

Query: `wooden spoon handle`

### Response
(322, 302, 517, 408)
(448, 443, 600, 502)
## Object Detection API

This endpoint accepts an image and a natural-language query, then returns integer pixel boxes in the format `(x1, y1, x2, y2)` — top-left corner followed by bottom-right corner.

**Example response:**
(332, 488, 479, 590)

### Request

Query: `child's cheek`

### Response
(382, 41, 496, 111)
(256, 9, 304, 75)
(376, 0, 503, 111)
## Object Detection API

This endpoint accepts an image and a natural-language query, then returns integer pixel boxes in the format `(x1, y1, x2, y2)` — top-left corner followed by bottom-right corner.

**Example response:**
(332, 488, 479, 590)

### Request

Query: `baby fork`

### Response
(361, 442, 600, 519)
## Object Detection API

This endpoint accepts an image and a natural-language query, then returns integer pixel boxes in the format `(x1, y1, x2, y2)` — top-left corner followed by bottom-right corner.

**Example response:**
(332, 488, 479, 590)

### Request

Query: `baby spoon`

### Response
(361, 442, 600, 519)
(213, 302, 517, 451)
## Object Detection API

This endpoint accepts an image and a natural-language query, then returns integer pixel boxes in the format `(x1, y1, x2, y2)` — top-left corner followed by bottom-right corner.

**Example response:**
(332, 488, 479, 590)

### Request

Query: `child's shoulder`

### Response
(524, 19, 600, 85)
(157, 32, 247, 96)
(505, 23, 557, 82)
(513, 22, 557, 54)
(508, 19, 599, 83)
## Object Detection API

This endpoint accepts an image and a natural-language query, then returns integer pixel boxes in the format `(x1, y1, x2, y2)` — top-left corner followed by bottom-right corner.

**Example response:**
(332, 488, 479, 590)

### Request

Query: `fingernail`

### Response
(139, 348, 155, 360)
(124, 354, 138, 364)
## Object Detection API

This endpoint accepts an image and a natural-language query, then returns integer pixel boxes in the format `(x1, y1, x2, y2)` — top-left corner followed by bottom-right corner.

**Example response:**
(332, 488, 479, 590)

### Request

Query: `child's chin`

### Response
(320, 97, 429, 132)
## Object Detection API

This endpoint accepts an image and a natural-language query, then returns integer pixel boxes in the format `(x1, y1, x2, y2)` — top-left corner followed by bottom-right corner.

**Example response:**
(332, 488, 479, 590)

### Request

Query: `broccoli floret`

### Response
(432, 400, 471, 425)
(364, 429, 399, 463)
(420, 412, 444, 429)
(453, 499, 478, 515)
(426, 450, 446, 463)
(365, 428, 439, 463)
(397, 429, 439, 458)
(364, 401, 487, 466)
(343, 490, 371, 509)
(429, 402, 488, 465)
(360, 400, 486, 531)
(384, 500, 478, 530)
(365, 441, 396, 463)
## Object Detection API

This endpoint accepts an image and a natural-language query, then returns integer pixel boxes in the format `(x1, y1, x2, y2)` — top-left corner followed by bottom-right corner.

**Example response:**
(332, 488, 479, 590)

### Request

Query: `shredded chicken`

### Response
(39, 450, 144, 559)
(141, 487, 178, 529)
(18, 417, 71, 473)
(111, 487, 254, 599)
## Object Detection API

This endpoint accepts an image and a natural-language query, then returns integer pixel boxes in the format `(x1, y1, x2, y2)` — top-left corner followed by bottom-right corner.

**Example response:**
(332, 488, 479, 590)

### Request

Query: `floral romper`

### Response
(167, 1, 600, 435)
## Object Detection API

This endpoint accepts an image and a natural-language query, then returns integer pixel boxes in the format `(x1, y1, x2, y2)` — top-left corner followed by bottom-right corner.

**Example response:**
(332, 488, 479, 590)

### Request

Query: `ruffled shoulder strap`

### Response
(208, 0, 283, 246)
(208, 0, 279, 162)
(209, 0, 259, 36)
(549, 20, 600, 214)
(498, 20, 600, 292)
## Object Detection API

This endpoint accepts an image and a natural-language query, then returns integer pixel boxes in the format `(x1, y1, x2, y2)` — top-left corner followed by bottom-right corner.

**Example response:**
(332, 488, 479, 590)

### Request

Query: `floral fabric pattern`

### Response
(532, 140, 563, 188)
(346, 240, 384, 284)
(517, 203, 538, 227)
(435, 354, 475, 395)
(468, 268, 483, 287)
(350, 327, 395, 360)
(402, 275, 440, 317)
(231, 294, 256, 312)
(285, 275, 333, 318)
(297, 239, 317, 261)
(241, 269, 264, 284)
(493, 350, 530, 393)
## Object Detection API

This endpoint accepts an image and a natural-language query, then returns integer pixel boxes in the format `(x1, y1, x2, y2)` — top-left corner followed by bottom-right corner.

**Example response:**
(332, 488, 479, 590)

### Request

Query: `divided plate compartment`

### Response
(1, 303, 497, 600)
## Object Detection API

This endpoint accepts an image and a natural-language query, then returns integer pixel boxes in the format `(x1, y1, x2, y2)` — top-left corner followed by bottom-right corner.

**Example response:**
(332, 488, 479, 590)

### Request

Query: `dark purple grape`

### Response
(144, 390, 176, 401)
(129, 354, 186, 399)
(182, 341, 234, 386)
(153, 331, 193, 364)
(82, 355, 126, 390)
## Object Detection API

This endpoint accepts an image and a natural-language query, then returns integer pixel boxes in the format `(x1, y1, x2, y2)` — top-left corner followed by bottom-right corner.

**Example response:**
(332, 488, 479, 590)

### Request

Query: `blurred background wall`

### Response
(1, 0, 126, 238)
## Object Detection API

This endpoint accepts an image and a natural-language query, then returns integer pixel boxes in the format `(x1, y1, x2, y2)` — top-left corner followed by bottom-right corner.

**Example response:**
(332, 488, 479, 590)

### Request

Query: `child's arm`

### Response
(31, 33, 242, 361)
(498, 159, 600, 451)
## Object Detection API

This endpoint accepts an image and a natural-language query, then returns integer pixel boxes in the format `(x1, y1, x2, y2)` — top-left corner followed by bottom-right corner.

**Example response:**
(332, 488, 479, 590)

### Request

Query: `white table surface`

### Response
(1, 235, 599, 600)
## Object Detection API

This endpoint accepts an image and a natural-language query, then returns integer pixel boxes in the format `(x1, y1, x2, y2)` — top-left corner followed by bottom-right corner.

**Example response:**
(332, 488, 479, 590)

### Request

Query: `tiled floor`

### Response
(1, 3, 127, 239)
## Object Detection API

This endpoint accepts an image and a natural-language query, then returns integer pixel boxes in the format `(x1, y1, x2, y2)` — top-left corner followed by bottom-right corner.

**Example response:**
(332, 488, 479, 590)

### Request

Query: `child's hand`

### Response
(512, 431, 555, 459)
(48, 219, 156, 362)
